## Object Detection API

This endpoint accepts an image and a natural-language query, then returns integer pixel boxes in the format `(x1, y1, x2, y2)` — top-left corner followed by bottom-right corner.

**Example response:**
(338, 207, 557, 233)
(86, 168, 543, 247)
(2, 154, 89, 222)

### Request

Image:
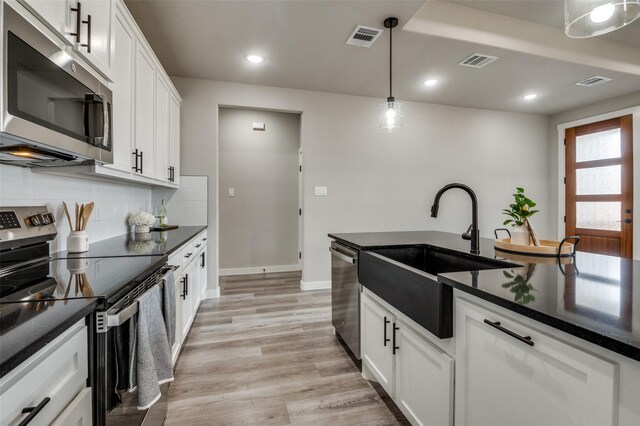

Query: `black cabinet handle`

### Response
(132, 149, 142, 173)
(140, 151, 143, 174)
(70, 2, 82, 42)
(195, 244, 202, 248)
(202, 238, 207, 241)
(81, 14, 91, 52)
(185, 252, 193, 258)
(392, 323, 399, 354)
(181, 277, 186, 300)
(168, 166, 174, 182)
(200, 252, 205, 268)
(185, 274, 189, 296)
(484, 319, 534, 347)
(383, 316, 390, 346)
(19, 397, 50, 426)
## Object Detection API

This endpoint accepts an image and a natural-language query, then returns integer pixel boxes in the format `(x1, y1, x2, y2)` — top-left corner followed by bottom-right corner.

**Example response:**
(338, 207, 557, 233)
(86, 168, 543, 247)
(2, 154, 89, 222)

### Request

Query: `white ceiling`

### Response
(125, 0, 640, 115)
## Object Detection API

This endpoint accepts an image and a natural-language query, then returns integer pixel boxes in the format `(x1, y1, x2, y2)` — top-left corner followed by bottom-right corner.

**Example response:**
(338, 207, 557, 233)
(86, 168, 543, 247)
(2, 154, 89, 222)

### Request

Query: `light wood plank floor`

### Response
(165, 271, 409, 425)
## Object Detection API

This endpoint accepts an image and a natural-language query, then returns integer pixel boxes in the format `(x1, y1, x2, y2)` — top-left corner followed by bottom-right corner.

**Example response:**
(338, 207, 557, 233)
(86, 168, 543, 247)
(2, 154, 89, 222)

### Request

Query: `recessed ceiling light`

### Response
(245, 54, 264, 64)
(590, 3, 616, 24)
(523, 93, 538, 101)
(423, 79, 439, 87)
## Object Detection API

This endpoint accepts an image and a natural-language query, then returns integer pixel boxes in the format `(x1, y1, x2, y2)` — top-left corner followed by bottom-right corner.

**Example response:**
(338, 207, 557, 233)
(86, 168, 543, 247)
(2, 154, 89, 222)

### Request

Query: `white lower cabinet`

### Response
(0, 320, 91, 426)
(362, 291, 454, 426)
(362, 292, 396, 397)
(455, 298, 617, 426)
(395, 322, 454, 426)
(51, 388, 92, 426)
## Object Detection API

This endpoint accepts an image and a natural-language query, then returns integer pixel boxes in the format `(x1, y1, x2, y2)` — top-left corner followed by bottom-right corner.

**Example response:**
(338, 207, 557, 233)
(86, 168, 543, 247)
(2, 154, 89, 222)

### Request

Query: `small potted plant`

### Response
(502, 187, 540, 246)
(128, 211, 155, 234)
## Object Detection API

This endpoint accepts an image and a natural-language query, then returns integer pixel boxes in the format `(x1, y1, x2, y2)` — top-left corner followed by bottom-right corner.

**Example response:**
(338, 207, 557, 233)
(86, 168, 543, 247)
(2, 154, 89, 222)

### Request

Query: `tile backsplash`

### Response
(0, 165, 152, 252)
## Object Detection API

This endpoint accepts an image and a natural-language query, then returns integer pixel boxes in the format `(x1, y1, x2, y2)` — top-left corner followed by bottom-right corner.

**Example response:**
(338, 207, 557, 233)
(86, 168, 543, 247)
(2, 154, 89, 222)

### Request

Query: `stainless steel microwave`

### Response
(1, 3, 112, 166)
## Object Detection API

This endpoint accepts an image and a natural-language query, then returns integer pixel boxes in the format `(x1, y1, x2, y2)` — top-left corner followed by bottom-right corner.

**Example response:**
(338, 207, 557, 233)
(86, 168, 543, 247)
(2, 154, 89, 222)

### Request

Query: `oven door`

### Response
(1, 3, 112, 164)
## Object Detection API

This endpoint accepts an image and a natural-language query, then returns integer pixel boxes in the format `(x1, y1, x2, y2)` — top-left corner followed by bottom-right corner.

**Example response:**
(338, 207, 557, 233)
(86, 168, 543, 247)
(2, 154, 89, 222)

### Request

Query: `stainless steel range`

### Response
(0, 206, 172, 426)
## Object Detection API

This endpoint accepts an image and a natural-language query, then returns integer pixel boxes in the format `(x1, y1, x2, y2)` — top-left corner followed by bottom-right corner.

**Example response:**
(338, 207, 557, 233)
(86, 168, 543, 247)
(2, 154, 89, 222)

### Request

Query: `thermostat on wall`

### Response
(252, 122, 266, 131)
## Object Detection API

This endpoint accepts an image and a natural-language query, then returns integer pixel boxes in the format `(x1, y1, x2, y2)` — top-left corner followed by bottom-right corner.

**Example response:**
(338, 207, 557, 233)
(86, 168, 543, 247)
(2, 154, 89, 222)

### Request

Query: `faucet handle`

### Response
(462, 224, 473, 241)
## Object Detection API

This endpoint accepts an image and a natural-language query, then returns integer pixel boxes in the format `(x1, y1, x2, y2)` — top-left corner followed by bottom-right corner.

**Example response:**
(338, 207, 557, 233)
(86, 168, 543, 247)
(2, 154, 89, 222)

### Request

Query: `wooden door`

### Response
(395, 321, 454, 426)
(565, 115, 633, 258)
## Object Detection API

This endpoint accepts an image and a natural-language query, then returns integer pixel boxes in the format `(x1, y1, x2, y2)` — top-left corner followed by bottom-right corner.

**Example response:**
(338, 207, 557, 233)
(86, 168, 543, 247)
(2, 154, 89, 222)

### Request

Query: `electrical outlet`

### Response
(228, 188, 235, 197)
(314, 186, 328, 196)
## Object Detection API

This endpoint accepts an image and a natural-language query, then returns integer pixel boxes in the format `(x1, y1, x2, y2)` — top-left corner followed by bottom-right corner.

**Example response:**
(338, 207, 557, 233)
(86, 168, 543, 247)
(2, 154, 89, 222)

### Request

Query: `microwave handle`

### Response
(103, 101, 110, 149)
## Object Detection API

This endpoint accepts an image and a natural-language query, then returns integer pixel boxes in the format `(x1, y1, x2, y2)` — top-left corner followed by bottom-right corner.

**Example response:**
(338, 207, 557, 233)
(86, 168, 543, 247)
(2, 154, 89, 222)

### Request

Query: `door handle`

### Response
(484, 319, 534, 346)
(383, 316, 390, 346)
(329, 247, 356, 264)
(392, 323, 399, 354)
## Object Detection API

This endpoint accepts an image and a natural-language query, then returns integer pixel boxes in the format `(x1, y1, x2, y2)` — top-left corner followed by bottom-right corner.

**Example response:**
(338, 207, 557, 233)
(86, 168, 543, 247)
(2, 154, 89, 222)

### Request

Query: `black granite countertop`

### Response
(0, 297, 97, 378)
(51, 226, 207, 259)
(329, 231, 640, 362)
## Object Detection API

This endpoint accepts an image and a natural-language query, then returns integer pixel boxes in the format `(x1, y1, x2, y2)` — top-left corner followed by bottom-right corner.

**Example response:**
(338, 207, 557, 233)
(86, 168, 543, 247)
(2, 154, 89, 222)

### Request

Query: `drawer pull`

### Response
(185, 252, 193, 258)
(484, 319, 534, 347)
(392, 323, 399, 354)
(383, 316, 390, 346)
(195, 244, 202, 248)
(19, 397, 50, 426)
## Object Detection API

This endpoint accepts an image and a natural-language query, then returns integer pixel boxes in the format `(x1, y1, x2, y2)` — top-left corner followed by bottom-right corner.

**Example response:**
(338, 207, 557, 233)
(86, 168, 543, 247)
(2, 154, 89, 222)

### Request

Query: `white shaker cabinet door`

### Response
(133, 44, 156, 178)
(361, 292, 395, 398)
(168, 93, 180, 187)
(76, 0, 114, 79)
(395, 321, 454, 426)
(455, 298, 617, 426)
(154, 74, 170, 183)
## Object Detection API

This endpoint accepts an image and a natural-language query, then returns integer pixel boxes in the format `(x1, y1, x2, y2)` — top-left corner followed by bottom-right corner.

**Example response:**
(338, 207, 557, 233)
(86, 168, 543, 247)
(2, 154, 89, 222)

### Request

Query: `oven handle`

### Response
(104, 265, 177, 328)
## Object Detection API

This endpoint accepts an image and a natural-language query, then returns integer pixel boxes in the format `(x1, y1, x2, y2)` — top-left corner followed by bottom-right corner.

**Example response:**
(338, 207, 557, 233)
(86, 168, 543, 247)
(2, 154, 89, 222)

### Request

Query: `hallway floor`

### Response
(165, 271, 408, 425)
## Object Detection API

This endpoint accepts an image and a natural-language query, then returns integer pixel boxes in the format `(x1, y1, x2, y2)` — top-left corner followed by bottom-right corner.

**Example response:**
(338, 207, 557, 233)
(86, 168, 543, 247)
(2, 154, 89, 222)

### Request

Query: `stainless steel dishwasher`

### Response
(330, 241, 360, 360)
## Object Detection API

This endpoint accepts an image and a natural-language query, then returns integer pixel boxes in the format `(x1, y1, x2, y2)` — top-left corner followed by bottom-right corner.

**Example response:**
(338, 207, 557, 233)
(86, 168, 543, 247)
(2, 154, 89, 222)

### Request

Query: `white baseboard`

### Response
(300, 280, 331, 291)
(205, 288, 221, 299)
(219, 264, 300, 276)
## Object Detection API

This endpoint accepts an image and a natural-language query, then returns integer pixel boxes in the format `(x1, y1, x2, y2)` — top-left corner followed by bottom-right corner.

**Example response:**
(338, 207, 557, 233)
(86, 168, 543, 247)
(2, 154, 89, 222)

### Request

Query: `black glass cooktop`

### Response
(0, 255, 167, 307)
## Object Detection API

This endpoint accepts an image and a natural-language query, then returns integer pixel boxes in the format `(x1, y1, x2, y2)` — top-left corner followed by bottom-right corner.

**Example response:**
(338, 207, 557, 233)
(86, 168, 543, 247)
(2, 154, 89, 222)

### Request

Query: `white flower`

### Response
(128, 211, 155, 226)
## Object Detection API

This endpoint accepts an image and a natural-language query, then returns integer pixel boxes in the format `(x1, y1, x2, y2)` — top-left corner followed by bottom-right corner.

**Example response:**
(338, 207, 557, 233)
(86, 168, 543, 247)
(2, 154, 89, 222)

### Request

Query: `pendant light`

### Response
(379, 17, 404, 133)
(565, 0, 640, 38)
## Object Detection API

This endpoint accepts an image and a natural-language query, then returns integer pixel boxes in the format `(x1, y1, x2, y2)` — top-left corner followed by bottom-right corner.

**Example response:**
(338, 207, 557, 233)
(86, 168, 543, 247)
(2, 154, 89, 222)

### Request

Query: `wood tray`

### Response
(494, 238, 575, 257)
(150, 225, 179, 231)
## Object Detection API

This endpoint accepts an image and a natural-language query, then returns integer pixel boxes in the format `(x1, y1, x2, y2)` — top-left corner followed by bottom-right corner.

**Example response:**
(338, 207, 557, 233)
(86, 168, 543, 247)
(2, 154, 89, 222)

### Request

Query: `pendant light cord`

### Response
(389, 24, 393, 99)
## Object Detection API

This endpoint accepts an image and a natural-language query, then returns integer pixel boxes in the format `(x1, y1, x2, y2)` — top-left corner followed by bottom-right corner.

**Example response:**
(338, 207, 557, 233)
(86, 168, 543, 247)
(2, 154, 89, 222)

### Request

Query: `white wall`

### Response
(0, 165, 152, 252)
(172, 77, 551, 290)
(152, 175, 208, 226)
(548, 91, 640, 259)
(218, 108, 300, 272)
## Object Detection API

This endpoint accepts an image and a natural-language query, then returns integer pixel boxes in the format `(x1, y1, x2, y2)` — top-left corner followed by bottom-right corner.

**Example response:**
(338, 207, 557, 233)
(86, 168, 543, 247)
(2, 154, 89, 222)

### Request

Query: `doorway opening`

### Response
(565, 115, 633, 258)
(218, 107, 302, 275)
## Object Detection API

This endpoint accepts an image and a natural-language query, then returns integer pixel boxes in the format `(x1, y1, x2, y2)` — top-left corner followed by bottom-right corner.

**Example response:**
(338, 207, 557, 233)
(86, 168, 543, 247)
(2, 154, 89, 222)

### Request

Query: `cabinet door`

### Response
(134, 45, 156, 178)
(395, 322, 453, 426)
(362, 293, 395, 397)
(77, 0, 114, 79)
(155, 74, 170, 183)
(50, 388, 92, 426)
(22, 0, 73, 42)
(455, 298, 617, 426)
(199, 247, 208, 299)
(168, 93, 180, 186)
(172, 271, 183, 362)
(191, 256, 201, 313)
(105, 2, 134, 172)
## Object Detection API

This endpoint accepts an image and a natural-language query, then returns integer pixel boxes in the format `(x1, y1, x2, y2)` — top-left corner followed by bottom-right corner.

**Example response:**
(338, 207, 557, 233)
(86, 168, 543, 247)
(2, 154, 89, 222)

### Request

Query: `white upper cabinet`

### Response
(105, 1, 133, 173)
(455, 298, 617, 426)
(168, 93, 180, 186)
(20, 0, 114, 80)
(133, 44, 156, 179)
(76, 0, 114, 79)
(155, 74, 170, 183)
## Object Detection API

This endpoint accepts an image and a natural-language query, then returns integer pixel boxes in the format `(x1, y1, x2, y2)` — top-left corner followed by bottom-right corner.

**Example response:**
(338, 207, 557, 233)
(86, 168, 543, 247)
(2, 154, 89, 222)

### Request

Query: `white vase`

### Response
(135, 225, 150, 234)
(511, 225, 530, 246)
(67, 231, 89, 253)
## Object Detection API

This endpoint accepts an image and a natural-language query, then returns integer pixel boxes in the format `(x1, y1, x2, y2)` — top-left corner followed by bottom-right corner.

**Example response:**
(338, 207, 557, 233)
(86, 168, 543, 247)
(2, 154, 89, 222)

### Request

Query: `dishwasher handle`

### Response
(330, 247, 356, 264)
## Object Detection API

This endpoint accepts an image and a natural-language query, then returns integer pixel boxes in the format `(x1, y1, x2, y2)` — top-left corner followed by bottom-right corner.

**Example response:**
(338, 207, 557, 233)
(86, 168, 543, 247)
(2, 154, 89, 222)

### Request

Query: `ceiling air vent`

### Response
(575, 76, 612, 87)
(459, 53, 498, 68)
(346, 25, 383, 48)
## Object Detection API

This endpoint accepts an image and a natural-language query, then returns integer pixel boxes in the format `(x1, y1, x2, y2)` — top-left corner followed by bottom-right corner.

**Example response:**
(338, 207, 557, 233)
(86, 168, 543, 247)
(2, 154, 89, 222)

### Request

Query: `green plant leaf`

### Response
(503, 271, 514, 278)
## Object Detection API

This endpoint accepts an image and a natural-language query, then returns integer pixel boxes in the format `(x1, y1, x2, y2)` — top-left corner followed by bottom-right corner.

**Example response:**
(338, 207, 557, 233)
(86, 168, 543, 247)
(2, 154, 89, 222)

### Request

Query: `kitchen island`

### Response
(329, 230, 640, 426)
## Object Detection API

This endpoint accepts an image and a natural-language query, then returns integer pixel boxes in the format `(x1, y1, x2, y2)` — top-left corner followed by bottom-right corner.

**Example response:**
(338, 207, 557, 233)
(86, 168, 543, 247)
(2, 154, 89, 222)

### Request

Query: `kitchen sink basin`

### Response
(359, 245, 516, 338)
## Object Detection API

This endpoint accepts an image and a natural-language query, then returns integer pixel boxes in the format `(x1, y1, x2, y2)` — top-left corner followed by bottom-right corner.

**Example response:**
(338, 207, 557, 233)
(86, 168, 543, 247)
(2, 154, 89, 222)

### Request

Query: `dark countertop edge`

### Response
(0, 300, 97, 378)
(160, 225, 207, 256)
(438, 275, 640, 362)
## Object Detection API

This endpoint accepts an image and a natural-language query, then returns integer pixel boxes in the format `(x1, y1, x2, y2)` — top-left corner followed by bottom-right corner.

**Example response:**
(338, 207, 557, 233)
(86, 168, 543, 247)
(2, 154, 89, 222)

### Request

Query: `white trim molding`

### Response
(206, 288, 221, 299)
(218, 264, 300, 276)
(300, 280, 331, 291)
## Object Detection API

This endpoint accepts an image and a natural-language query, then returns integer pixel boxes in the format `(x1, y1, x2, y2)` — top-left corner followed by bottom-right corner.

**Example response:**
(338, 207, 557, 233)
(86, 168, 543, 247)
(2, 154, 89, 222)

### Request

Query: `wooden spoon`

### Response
(62, 201, 73, 230)
(81, 203, 94, 231)
(75, 203, 79, 231)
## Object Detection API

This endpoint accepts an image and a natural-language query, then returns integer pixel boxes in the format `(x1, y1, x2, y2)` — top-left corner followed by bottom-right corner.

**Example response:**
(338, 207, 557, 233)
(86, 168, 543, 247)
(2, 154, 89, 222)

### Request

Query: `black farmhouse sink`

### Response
(359, 245, 516, 338)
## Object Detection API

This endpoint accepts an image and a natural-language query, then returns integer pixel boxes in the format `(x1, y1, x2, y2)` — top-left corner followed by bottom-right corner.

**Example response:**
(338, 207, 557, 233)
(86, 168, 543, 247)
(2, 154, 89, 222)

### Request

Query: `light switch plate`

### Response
(314, 186, 328, 196)
(228, 188, 235, 197)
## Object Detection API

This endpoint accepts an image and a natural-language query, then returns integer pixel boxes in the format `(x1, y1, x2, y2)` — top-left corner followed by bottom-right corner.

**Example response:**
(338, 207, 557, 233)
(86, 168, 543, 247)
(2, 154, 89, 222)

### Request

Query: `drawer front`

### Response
(182, 240, 196, 267)
(169, 247, 183, 272)
(0, 324, 88, 426)
(51, 387, 92, 426)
